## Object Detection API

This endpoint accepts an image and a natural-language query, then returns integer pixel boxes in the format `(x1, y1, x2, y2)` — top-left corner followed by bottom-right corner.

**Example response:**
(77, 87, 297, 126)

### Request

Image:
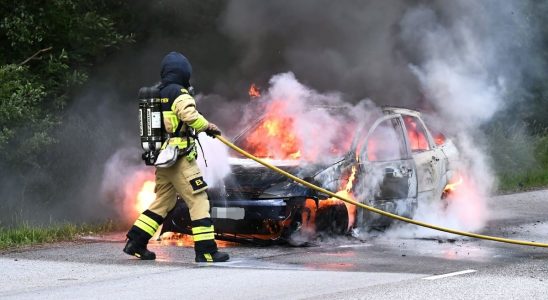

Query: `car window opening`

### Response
(403, 116, 430, 152)
(366, 119, 407, 162)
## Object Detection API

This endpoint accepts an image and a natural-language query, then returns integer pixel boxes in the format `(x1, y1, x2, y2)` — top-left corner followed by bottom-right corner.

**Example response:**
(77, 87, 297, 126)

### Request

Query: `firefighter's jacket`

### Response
(158, 52, 209, 158)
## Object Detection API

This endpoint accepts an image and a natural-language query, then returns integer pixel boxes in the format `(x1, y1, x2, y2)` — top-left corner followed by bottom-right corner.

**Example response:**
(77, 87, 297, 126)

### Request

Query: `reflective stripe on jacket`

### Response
(160, 88, 209, 154)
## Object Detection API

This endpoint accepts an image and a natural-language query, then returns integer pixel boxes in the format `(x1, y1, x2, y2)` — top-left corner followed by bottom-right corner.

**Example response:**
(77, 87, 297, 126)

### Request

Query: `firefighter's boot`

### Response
(125, 210, 163, 260)
(195, 250, 230, 263)
(123, 239, 156, 260)
(192, 218, 230, 263)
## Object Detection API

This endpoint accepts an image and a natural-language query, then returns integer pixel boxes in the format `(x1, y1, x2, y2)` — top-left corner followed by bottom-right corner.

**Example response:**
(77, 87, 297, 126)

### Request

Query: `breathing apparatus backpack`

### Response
(138, 85, 164, 165)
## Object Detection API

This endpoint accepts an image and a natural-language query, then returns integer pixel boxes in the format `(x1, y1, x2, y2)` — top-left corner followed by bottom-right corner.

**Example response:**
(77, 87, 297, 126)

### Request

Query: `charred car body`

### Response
(162, 107, 460, 244)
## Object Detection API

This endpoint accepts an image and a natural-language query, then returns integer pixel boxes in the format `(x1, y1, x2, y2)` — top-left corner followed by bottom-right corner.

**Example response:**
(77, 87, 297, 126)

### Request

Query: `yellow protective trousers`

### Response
(126, 158, 218, 254)
(150, 158, 210, 220)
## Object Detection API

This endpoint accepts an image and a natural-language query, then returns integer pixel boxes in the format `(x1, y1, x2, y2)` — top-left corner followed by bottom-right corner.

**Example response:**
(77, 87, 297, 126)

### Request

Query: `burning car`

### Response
(161, 105, 461, 244)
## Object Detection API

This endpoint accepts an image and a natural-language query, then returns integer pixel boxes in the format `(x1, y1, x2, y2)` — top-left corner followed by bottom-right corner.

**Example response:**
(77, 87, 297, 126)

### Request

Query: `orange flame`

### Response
(434, 133, 446, 146)
(244, 100, 303, 159)
(242, 83, 358, 161)
(136, 180, 156, 213)
(121, 170, 155, 221)
(248, 83, 261, 98)
(444, 175, 463, 193)
(403, 116, 429, 151)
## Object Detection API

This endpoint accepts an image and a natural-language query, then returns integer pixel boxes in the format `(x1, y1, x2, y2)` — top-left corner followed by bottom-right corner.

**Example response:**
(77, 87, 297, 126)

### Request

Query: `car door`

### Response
(401, 115, 444, 202)
(354, 115, 418, 226)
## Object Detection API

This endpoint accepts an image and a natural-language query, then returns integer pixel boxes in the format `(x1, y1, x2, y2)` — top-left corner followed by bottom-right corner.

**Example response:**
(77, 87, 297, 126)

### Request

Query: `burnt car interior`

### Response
(403, 115, 430, 152)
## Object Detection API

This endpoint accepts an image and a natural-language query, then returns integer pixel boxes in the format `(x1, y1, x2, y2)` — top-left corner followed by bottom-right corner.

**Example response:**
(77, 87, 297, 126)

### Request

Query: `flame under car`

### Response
(161, 107, 460, 244)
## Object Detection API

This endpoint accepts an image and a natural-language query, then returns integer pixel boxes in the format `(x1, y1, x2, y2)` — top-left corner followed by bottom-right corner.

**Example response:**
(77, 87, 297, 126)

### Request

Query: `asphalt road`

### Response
(1, 189, 547, 299)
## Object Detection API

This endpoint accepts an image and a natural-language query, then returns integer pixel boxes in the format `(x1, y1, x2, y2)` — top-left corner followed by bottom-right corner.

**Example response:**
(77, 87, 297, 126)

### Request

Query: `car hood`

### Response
(212, 157, 347, 200)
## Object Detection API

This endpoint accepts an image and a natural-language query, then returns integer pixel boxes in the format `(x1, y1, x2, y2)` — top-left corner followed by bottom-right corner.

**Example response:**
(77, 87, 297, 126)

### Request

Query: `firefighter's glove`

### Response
(204, 123, 222, 138)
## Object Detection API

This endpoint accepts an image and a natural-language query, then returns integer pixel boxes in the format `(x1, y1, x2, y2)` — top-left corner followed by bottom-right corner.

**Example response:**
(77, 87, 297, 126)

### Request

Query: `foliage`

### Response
(0, 64, 56, 164)
(0, 0, 133, 168)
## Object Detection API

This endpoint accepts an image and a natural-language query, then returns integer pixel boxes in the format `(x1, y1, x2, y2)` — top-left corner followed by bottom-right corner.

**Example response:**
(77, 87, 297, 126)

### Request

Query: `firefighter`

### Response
(124, 51, 229, 263)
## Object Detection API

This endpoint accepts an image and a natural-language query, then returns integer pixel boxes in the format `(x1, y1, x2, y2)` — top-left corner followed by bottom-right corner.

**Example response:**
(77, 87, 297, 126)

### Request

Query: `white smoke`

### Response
(402, 5, 506, 128)
(195, 132, 231, 187)
(99, 147, 153, 224)
(384, 4, 515, 238)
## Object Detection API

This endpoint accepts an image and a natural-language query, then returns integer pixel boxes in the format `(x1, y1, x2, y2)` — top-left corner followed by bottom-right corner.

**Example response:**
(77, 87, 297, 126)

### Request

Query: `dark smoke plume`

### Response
(222, 0, 535, 109)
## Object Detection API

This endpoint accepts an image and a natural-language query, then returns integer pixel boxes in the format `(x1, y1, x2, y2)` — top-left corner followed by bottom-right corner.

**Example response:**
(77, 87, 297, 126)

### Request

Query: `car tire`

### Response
(315, 203, 349, 235)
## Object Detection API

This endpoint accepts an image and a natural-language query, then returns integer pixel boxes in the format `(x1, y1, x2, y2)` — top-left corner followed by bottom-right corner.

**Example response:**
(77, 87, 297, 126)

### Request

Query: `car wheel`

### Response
(281, 199, 317, 246)
(315, 203, 349, 235)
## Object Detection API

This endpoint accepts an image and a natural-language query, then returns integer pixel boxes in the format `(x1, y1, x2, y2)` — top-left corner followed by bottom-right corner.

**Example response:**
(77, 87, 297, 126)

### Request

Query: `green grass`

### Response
(0, 221, 116, 251)
(496, 134, 548, 192)
(498, 168, 548, 192)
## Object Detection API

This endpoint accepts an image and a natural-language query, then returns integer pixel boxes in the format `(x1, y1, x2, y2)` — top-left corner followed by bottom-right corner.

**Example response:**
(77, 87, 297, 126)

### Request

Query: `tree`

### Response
(0, 0, 133, 167)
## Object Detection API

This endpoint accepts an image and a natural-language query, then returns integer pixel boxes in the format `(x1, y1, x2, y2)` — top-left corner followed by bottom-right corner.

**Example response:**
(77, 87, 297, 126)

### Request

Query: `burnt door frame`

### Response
(354, 115, 418, 227)
(401, 114, 445, 202)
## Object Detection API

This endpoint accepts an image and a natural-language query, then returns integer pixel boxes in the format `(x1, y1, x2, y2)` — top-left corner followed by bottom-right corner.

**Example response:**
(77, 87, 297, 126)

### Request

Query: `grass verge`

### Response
(494, 133, 548, 193)
(498, 169, 548, 192)
(0, 221, 117, 251)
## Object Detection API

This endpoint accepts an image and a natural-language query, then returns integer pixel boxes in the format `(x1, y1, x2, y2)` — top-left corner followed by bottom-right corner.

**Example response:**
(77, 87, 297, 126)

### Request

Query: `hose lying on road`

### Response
(215, 135, 548, 248)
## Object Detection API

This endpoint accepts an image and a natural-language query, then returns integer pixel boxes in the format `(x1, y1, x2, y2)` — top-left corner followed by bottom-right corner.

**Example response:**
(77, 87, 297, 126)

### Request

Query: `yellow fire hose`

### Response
(215, 135, 548, 248)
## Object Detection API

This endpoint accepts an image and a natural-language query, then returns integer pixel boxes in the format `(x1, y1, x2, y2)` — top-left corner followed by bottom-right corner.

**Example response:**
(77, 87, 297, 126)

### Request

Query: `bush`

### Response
(0, 1, 134, 171)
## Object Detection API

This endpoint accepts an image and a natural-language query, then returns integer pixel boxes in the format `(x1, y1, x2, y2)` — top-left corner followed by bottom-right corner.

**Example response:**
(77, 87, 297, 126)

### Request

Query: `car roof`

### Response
(382, 106, 421, 118)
